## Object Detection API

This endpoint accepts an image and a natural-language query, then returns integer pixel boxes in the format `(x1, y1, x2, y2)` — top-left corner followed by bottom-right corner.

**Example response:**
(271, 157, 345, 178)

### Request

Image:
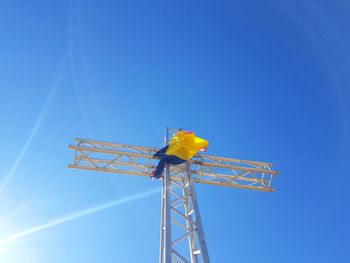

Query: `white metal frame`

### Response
(68, 128, 279, 262)
(159, 128, 210, 263)
(68, 141, 278, 192)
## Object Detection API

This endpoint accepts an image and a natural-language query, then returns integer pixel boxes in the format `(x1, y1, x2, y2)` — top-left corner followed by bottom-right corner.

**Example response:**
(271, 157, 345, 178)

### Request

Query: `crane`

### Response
(68, 127, 279, 263)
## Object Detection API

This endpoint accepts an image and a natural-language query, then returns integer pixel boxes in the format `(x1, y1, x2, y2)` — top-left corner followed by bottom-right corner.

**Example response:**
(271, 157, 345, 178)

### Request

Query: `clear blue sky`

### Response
(0, 0, 349, 262)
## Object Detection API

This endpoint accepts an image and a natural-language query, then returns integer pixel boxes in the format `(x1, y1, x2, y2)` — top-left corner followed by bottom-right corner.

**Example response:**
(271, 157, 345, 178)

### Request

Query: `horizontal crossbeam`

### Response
(68, 138, 279, 192)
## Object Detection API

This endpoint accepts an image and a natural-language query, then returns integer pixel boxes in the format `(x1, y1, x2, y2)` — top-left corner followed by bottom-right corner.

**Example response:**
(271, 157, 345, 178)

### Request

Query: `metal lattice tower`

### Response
(68, 127, 279, 262)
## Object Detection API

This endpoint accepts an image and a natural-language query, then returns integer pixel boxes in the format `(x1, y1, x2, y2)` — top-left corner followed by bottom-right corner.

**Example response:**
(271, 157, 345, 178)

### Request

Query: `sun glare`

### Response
(0, 188, 160, 262)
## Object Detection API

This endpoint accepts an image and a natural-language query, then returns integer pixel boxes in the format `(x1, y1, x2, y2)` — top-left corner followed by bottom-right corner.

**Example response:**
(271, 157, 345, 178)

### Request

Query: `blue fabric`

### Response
(153, 145, 169, 158)
(154, 153, 186, 178)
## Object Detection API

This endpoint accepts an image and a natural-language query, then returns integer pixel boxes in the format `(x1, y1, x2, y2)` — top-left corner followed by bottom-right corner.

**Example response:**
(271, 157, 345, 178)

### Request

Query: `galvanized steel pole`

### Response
(162, 127, 172, 262)
(185, 162, 210, 262)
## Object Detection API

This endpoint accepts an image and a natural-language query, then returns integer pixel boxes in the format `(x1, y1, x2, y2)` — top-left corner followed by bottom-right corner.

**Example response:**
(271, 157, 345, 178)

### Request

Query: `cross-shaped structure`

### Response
(68, 127, 279, 262)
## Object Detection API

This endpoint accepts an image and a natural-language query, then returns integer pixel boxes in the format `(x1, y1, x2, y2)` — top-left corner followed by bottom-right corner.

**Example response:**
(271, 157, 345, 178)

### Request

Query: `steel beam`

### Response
(68, 131, 280, 262)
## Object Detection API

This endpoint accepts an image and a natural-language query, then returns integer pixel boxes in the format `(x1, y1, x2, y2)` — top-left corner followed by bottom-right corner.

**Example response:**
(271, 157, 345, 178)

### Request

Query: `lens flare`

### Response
(0, 188, 160, 245)
(0, 63, 65, 196)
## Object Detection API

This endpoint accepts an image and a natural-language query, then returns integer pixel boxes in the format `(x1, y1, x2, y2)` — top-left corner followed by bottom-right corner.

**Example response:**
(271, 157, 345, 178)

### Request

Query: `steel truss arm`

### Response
(68, 138, 279, 192)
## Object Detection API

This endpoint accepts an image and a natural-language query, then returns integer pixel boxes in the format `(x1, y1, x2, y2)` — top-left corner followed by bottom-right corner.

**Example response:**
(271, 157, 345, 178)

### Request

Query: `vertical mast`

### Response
(160, 127, 173, 262)
(160, 128, 210, 263)
(184, 162, 210, 262)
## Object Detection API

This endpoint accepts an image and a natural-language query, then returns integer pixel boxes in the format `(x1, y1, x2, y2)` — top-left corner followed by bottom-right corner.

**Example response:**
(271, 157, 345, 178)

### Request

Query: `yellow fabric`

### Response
(166, 131, 208, 160)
